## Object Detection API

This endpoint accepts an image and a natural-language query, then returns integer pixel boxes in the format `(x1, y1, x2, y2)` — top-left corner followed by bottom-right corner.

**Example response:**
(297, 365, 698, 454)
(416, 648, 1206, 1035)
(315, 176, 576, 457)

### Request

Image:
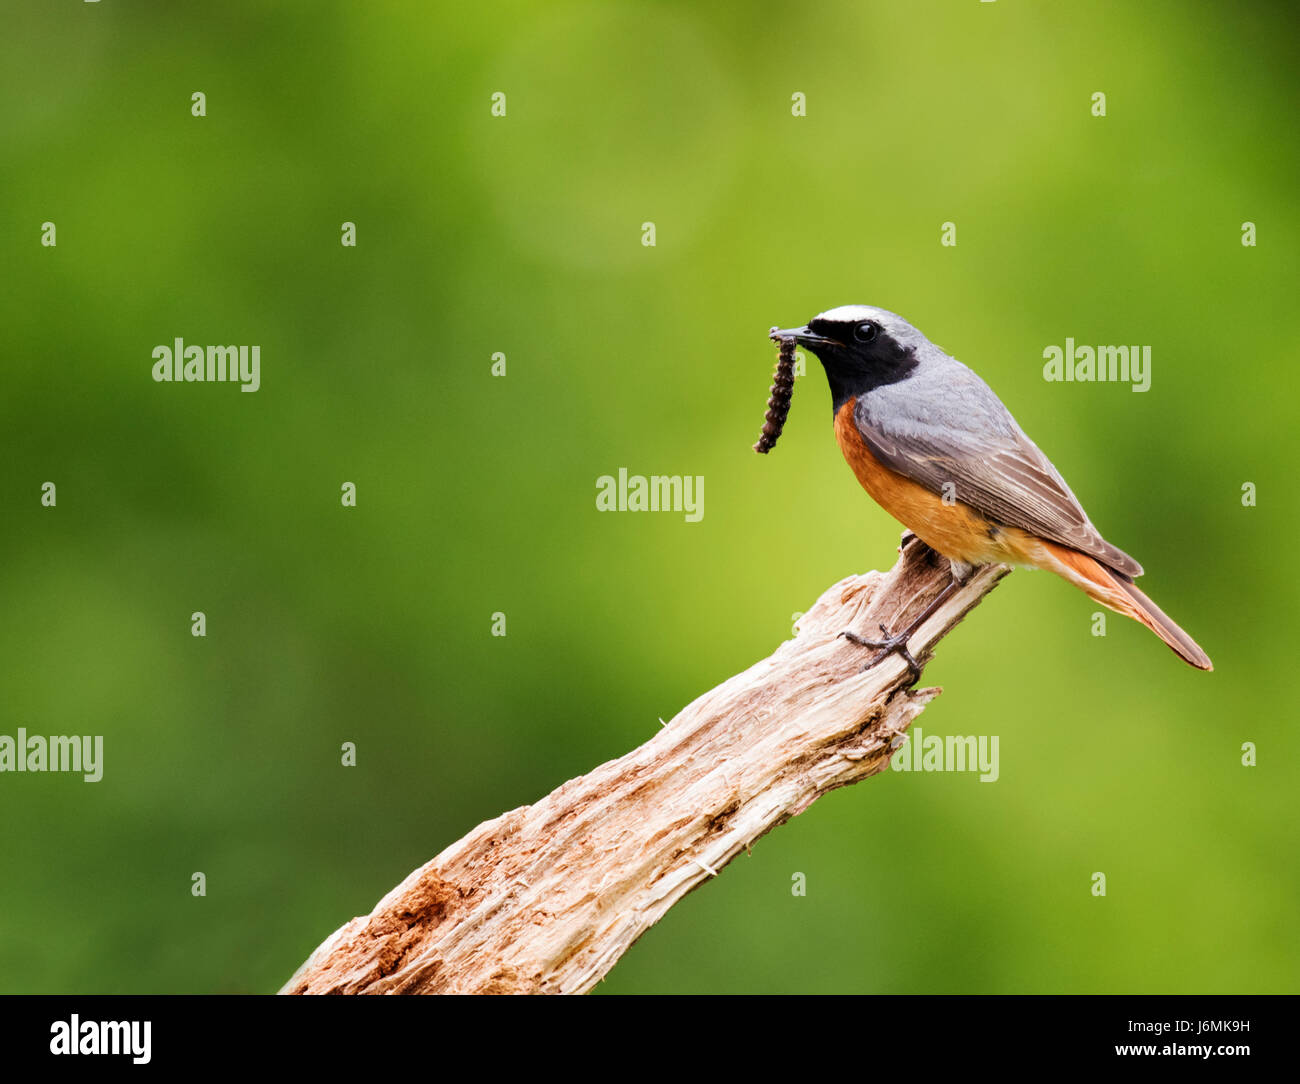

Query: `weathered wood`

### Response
(281, 534, 1009, 995)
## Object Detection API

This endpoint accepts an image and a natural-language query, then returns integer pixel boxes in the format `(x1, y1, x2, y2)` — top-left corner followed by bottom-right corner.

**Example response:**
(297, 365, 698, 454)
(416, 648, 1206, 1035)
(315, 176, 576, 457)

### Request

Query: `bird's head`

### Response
(771, 304, 925, 413)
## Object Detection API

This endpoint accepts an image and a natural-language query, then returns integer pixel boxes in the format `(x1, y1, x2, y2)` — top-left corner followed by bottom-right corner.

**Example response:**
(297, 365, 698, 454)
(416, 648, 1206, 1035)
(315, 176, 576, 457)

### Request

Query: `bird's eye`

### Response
(853, 321, 878, 343)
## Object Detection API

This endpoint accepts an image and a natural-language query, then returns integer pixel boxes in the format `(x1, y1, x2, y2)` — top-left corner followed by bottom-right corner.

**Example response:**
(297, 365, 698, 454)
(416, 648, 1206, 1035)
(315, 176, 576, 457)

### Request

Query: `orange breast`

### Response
(833, 398, 1028, 566)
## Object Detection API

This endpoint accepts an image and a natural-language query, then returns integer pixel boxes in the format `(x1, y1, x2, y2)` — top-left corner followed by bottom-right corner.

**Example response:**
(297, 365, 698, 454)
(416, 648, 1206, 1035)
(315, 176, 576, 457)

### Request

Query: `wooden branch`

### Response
(280, 534, 1009, 995)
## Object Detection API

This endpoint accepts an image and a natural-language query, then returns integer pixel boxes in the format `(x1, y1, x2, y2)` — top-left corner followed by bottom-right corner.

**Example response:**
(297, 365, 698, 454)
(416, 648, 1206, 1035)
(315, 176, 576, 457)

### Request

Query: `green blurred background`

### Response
(2, 0, 1296, 994)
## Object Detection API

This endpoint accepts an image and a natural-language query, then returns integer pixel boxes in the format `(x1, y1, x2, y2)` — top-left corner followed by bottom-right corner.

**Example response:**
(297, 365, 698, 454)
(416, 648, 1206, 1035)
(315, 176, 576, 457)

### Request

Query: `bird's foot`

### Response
(838, 623, 923, 684)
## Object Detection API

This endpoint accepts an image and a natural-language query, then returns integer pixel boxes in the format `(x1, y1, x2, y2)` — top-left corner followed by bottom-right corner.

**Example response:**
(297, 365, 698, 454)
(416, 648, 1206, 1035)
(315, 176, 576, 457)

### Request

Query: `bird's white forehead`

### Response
(813, 304, 902, 325)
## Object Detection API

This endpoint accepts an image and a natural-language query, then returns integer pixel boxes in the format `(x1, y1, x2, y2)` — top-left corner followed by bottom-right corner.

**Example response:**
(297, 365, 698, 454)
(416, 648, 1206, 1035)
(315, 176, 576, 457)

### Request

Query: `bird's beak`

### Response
(769, 324, 835, 347)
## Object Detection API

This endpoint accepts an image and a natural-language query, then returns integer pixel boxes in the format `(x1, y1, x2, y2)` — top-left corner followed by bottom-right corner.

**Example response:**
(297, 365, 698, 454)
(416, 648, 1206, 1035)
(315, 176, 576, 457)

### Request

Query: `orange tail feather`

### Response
(1036, 541, 1213, 671)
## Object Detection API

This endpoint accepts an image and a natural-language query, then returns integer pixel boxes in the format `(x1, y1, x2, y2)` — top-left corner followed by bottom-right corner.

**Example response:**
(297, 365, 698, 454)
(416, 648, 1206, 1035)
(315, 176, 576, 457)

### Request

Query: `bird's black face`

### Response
(771, 312, 918, 416)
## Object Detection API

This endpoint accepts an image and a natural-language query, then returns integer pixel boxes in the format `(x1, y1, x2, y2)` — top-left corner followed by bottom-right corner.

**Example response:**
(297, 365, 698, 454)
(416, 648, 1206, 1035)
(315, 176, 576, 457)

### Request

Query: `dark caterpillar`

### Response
(753, 331, 796, 454)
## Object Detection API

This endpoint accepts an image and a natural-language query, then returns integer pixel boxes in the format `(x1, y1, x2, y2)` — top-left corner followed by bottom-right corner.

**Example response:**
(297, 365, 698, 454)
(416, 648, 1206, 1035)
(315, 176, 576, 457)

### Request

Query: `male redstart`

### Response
(770, 304, 1212, 675)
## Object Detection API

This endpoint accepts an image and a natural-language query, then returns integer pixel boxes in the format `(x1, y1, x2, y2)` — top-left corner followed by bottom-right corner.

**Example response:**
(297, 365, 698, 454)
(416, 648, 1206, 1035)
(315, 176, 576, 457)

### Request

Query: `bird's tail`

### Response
(1036, 540, 1213, 671)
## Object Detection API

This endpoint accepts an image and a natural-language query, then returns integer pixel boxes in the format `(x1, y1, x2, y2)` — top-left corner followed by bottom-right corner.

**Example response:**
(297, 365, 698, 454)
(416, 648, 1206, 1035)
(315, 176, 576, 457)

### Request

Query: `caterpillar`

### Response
(753, 331, 796, 454)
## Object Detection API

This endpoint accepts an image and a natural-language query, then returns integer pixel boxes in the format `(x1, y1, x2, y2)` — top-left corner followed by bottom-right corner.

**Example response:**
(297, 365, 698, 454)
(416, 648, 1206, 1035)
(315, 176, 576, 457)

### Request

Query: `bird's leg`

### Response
(839, 559, 979, 683)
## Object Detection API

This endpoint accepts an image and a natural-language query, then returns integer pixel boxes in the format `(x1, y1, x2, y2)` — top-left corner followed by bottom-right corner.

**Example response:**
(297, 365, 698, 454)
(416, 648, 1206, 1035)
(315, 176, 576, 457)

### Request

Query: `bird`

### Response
(769, 304, 1212, 676)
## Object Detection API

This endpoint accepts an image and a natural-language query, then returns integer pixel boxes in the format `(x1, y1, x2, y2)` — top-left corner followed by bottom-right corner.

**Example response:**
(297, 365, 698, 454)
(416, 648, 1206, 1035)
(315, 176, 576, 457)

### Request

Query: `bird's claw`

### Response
(838, 623, 923, 684)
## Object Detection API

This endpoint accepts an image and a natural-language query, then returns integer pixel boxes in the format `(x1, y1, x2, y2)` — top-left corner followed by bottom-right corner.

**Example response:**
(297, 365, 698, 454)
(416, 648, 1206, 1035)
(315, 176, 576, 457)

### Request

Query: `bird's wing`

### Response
(853, 396, 1144, 578)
